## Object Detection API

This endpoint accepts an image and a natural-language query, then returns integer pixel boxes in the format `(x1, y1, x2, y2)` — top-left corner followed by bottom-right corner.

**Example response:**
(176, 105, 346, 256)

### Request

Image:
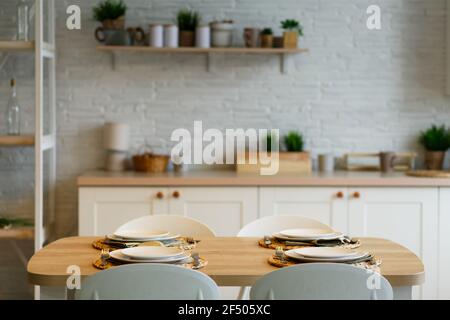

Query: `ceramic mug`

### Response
(380, 152, 396, 173)
(243, 28, 260, 47)
(318, 154, 334, 172)
(95, 28, 130, 46)
(126, 27, 145, 46)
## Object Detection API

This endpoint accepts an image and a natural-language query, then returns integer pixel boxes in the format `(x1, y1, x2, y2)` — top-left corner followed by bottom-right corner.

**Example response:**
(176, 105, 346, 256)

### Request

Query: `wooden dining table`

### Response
(27, 236, 425, 300)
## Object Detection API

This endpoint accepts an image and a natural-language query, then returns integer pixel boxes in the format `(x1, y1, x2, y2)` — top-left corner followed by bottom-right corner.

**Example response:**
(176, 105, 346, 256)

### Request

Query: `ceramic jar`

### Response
(210, 21, 234, 47)
(149, 24, 163, 48)
(196, 25, 211, 48)
(164, 24, 179, 48)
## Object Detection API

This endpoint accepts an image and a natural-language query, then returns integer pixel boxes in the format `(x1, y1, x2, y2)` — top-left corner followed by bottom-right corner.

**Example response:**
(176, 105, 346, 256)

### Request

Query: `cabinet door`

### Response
(439, 188, 450, 299)
(168, 187, 258, 236)
(259, 187, 348, 232)
(347, 187, 438, 299)
(79, 187, 169, 236)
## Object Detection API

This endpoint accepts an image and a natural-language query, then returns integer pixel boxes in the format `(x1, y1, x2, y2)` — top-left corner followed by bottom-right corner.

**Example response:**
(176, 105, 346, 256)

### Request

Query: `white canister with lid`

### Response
(104, 122, 130, 152)
(149, 24, 163, 48)
(196, 25, 211, 48)
(164, 24, 179, 48)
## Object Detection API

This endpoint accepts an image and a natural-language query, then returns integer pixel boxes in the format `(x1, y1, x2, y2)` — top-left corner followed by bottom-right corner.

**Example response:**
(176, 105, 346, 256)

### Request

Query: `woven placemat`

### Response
(258, 238, 361, 250)
(92, 237, 197, 251)
(93, 256, 208, 271)
(268, 254, 381, 272)
(406, 170, 450, 178)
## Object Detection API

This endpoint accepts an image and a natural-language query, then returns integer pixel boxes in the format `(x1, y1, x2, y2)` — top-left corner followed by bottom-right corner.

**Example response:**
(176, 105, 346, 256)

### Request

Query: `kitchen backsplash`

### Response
(1, 0, 450, 238)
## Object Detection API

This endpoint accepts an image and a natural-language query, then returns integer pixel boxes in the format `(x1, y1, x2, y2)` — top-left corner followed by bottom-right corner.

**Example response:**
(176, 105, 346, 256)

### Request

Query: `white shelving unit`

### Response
(0, 0, 56, 298)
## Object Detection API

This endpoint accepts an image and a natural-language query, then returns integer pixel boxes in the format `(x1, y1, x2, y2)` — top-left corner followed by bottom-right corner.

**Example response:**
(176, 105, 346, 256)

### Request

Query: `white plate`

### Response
(293, 247, 359, 259)
(109, 250, 190, 264)
(113, 230, 169, 240)
(107, 233, 180, 242)
(279, 228, 336, 239)
(285, 249, 369, 262)
(121, 246, 185, 260)
(272, 232, 344, 241)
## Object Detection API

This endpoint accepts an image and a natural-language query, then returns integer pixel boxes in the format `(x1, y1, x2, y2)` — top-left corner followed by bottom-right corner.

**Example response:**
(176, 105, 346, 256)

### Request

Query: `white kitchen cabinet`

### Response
(168, 187, 258, 236)
(439, 188, 450, 299)
(79, 187, 258, 237)
(259, 187, 349, 233)
(347, 187, 439, 300)
(78, 184, 450, 299)
(79, 187, 169, 236)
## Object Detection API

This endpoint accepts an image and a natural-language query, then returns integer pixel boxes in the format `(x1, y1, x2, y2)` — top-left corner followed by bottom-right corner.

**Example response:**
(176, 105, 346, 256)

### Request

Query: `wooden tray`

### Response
(406, 170, 450, 178)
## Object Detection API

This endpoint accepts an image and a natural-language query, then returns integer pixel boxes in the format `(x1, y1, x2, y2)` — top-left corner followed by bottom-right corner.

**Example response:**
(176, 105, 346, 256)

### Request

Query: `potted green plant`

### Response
(419, 125, 450, 170)
(280, 19, 303, 48)
(93, 0, 127, 45)
(279, 131, 311, 171)
(93, 0, 127, 30)
(177, 9, 200, 47)
(260, 28, 273, 48)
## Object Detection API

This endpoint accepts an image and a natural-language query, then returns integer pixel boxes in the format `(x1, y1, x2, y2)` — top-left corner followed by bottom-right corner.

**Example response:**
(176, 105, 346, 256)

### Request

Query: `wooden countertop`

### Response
(77, 170, 450, 187)
(27, 237, 424, 287)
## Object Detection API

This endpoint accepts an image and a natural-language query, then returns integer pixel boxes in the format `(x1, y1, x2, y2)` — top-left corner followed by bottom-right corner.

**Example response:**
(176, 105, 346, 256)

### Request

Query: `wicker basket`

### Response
(132, 153, 169, 173)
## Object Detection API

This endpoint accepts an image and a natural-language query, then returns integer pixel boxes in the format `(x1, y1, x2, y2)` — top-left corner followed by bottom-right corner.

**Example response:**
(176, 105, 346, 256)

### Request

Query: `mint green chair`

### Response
(75, 264, 220, 300)
(250, 263, 393, 300)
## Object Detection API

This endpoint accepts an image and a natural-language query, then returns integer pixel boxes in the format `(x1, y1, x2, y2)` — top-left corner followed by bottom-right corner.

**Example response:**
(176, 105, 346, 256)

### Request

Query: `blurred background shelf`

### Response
(0, 41, 35, 51)
(0, 135, 35, 147)
(0, 227, 34, 240)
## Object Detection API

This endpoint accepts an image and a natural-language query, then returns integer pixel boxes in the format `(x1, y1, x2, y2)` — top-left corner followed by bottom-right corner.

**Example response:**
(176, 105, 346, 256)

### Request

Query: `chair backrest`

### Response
(115, 215, 216, 238)
(250, 263, 393, 300)
(238, 215, 332, 237)
(75, 264, 220, 300)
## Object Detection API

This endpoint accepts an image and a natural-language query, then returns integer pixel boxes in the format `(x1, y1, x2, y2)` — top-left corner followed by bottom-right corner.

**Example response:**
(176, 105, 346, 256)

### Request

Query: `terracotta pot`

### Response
(261, 34, 273, 48)
(283, 31, 298, 49)
(179, 31, 195, 47)
(102, 16, 125, 30)
(425, 151, 446, 170)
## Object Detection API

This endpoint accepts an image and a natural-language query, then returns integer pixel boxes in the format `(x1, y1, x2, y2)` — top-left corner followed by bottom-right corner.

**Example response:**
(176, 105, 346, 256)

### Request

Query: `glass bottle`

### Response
(17, 0, 29, 41)
(7, 79, 20, 136)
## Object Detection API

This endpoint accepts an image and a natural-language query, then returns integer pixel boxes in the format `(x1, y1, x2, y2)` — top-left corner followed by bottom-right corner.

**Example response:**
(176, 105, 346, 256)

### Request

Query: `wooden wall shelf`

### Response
(0, 135, 35, 147)
(0, 227, 34, 240)
(97, 45, 308, 73)
(0, 41, 35, 52)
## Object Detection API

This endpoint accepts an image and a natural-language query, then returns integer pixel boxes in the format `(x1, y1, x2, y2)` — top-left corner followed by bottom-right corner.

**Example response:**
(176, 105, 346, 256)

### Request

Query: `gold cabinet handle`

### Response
(172, 191, 180, 199)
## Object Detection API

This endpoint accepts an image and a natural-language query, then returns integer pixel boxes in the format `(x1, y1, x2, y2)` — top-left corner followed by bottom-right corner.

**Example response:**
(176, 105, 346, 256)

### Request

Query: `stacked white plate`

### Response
(285, 247, 370, 263)
(107, 229, 180, 242)
(272, 228, 344, 242)
(109, 246, 190, 264)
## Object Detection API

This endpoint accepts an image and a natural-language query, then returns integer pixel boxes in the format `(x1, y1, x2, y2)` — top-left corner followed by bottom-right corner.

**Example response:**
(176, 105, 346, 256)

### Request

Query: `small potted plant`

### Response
(419, 124, 450, 170)
(93, 0, 127, 45)
(177, 9, 200, 47)
(280, 19, 303, 49)
(280, 131, 311, 171)
(260, 28, 273, 48)
(93, 0, 127, 30)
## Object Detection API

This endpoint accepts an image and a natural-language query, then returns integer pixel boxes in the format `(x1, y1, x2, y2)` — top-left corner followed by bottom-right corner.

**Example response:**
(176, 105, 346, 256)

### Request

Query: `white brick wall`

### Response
(1, 0, 450, 238)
